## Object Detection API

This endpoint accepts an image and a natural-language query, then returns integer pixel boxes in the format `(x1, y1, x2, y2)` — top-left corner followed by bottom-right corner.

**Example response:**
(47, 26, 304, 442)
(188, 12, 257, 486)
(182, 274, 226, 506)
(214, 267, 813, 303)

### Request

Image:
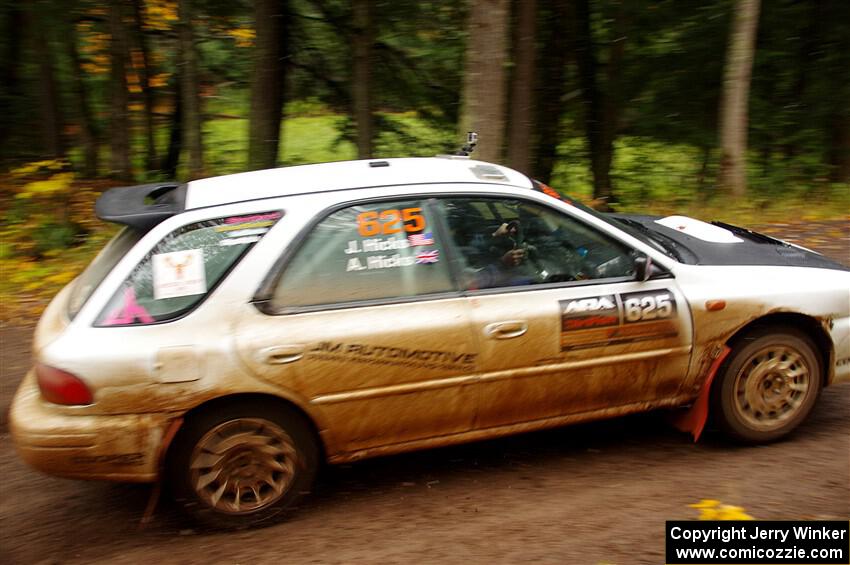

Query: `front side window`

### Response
(439, 197, 635, 290)
(270, 200, 454, 309)
(96, 211, 281, 326)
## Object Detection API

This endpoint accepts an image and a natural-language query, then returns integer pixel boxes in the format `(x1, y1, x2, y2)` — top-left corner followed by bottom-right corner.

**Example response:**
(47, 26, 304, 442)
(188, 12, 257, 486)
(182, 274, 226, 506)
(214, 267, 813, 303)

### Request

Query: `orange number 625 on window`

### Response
(357, 207, 425, 236)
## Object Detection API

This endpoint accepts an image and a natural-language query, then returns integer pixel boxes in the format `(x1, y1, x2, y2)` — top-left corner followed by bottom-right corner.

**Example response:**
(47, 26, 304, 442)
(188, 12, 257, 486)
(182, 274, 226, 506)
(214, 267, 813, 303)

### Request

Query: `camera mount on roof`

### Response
(455, 131, 478, 156)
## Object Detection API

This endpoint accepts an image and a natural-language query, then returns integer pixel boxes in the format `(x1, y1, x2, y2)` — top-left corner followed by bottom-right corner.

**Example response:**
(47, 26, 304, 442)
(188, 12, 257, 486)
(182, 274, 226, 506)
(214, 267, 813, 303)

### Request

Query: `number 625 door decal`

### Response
(559, 289, 679, 351)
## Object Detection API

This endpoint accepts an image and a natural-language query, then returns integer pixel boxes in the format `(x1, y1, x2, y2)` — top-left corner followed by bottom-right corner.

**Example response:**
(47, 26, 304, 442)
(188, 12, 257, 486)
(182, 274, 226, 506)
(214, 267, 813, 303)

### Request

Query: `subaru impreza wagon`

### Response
(10, 156, 850, 528)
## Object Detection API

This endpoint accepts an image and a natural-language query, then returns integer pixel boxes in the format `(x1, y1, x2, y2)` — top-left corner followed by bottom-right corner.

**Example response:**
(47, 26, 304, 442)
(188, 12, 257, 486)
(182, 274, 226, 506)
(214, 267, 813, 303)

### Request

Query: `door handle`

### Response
(484, 321, 528, 340)
(259, 346, 304, 365)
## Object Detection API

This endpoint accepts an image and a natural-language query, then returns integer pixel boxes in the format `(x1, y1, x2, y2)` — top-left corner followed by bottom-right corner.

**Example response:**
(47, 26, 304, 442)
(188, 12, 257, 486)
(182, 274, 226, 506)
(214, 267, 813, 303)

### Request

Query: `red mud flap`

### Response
(672, 346, 731, 442)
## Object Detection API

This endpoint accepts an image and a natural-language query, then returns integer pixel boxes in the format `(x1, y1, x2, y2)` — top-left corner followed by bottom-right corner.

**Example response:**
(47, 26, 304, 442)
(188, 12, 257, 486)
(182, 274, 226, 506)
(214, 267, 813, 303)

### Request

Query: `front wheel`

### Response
(711, 327, 822, 443)
(167, 401, 318, 529)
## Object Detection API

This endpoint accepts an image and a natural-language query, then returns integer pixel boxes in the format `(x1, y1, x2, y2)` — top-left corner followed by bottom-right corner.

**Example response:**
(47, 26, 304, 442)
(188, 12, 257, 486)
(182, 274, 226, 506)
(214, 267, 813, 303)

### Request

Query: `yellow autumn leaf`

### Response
(715, 505, 754, 520)
(21, 172, 74, 195)
(45, 271, 76, 285)
(690, 499, 754, 520)
(150, 73, 169, 88)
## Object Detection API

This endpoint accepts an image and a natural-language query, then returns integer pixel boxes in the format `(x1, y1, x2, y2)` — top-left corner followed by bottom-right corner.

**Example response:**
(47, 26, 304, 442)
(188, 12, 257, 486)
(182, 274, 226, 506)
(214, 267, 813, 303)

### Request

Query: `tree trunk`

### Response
(459, 0, 510, 163)
(162, 75, 183, 179)
(248, 0, 288, 171)
(574, 0, 613, 207)
(828, 114, 850, 183)
(65, 14, 98, 176)
(132, 0, 157, 173)
(0, 4, 25, 156)
(599, 1, 627, 202)
(717, 0, 760, 197)
(109, 0, 132, 178)
(821, 0, 850, 182)
(506, 0, 536, 174)
(531, 0, 570, 184)
(352, 0, 373, 159)
(179, 0, 203, 178)
(37, 32, 64, 158)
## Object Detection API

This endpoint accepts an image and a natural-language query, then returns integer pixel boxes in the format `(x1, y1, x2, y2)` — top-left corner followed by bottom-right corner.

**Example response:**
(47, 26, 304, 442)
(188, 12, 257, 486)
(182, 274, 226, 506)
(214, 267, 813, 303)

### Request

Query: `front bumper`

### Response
(10, 371, 174, 482)
(830, 316, 850, 385)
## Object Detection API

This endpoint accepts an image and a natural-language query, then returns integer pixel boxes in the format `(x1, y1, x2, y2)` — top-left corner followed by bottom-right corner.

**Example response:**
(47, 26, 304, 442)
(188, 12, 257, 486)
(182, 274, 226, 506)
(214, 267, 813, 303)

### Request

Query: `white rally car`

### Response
(10, 156, 850, 528)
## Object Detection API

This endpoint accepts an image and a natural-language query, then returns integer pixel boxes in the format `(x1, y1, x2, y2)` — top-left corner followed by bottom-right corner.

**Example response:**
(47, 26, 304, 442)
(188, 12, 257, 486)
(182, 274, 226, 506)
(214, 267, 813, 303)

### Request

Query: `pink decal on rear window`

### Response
(101, 287, 155, 326)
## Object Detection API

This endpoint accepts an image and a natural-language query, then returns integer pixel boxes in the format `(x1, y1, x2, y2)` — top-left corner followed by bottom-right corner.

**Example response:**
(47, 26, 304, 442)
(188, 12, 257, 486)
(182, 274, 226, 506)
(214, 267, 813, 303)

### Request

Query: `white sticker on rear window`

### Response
(152, 249, 207, 299)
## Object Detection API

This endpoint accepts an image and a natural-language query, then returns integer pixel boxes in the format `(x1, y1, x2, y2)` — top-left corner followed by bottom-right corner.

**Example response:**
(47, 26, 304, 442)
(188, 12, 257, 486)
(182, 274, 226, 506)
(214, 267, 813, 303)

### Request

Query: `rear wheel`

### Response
(168, 401, 318, 529)
(711, 327, 822, 443)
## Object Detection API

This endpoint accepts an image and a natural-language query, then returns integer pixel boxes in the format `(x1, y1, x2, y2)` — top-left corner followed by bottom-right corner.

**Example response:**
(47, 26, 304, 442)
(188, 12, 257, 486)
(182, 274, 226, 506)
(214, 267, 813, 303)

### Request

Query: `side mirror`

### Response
(633, 254, 652, 282)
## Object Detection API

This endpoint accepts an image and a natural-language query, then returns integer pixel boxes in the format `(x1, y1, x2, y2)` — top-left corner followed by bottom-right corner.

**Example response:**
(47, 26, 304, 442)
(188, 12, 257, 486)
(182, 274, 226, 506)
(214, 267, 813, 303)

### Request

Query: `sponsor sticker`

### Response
(621, 289, 678, 323)
(219, 236, 262, 246)
(560, 294, 619, 332)
(308, 341, 476, 371)
(152, 249, 207, 299)
(560, 289, 679, 351)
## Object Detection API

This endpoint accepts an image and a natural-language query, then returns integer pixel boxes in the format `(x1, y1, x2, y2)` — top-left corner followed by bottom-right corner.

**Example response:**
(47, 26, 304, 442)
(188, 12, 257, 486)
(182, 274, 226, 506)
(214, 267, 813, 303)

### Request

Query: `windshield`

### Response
(67, 228, 144, 319)
(531, 180, 678, 259)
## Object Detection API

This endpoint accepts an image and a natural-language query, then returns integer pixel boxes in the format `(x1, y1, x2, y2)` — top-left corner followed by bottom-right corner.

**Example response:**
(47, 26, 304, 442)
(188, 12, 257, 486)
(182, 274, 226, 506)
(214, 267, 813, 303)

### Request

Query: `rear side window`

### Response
(270, 200, 454, 309)
(95, 212, 281, 326)
(68, 228, 143, 319)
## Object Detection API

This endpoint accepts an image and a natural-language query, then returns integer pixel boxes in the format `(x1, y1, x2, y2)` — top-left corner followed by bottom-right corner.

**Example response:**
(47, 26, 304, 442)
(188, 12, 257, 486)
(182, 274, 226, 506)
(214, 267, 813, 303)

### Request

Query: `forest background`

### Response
(0, 0, 848, 319)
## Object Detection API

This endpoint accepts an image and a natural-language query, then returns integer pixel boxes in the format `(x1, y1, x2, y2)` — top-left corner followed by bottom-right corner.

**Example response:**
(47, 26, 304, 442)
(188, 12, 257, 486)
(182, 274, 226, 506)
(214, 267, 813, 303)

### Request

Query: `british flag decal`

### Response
(415, 250, 440, 264)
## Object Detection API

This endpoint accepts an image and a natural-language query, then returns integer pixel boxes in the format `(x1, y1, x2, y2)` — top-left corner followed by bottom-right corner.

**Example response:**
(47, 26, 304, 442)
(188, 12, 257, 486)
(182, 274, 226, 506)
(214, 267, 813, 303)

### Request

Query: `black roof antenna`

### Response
(455, 131, 478, 156)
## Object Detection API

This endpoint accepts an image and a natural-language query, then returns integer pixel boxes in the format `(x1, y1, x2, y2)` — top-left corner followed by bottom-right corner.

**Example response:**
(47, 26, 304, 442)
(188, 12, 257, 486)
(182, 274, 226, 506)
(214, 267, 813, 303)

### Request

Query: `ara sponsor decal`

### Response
(560, 290, 679, 351)
(560, 295, 619, 331)
(307, 341, 477, 371)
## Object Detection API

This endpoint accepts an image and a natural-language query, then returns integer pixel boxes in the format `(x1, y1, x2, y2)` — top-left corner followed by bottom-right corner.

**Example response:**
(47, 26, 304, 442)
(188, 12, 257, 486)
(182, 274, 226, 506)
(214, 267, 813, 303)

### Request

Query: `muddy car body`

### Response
(10, 157, 850, 527)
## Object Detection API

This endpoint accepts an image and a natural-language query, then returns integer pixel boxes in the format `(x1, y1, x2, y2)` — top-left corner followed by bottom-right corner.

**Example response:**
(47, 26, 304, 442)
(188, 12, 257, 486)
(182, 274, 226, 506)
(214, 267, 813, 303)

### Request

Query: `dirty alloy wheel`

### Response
(168, 401, 318, 529)
(711, 327, 822, 443)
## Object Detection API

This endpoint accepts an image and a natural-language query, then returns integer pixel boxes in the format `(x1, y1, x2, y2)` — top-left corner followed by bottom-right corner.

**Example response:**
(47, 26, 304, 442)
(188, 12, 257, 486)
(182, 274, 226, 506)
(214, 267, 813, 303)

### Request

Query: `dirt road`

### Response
(1, 221, 848, 564)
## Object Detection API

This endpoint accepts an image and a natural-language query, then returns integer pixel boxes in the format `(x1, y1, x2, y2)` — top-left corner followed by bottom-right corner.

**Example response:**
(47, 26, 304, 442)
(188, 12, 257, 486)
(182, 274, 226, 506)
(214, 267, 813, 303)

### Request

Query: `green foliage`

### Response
(3, 0, 850, 324)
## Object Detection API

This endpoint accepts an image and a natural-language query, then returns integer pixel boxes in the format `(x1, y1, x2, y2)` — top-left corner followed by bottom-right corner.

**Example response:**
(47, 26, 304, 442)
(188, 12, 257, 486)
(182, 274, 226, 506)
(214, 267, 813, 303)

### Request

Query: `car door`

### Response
(437, 196, 693, 430)
(235, 198, 479, 454)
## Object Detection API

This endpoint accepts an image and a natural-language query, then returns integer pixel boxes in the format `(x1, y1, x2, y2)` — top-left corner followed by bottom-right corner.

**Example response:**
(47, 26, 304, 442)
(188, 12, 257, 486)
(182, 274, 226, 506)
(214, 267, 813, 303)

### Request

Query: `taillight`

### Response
(35, 363, 93, 405)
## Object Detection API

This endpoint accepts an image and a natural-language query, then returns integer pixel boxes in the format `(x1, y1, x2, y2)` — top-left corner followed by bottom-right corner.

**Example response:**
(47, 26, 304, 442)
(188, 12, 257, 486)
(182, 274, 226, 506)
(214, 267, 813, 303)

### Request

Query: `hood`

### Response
(611, 214, 849, 271)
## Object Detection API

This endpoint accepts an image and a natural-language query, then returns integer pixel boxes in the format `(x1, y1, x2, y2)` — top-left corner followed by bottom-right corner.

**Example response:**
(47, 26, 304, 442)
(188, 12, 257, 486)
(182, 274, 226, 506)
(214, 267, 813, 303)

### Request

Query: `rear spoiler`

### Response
(95, 182, 187, 231)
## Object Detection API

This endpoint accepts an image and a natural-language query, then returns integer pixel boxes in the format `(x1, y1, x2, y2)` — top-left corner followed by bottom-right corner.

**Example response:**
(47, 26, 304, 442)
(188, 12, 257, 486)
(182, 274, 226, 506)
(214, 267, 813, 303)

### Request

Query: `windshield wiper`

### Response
(614, 218, 686, 262)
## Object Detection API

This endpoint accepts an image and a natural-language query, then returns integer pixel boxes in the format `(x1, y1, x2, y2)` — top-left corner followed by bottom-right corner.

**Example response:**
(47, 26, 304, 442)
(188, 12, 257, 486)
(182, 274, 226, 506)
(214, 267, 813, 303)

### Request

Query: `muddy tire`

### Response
(167, 401, 318, 529)
(711, 327, 822, 443)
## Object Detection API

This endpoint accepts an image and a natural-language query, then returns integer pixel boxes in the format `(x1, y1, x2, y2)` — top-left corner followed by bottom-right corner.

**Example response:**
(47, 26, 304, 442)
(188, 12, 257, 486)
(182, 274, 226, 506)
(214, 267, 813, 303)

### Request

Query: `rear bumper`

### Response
(10, 371, 174, 482)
